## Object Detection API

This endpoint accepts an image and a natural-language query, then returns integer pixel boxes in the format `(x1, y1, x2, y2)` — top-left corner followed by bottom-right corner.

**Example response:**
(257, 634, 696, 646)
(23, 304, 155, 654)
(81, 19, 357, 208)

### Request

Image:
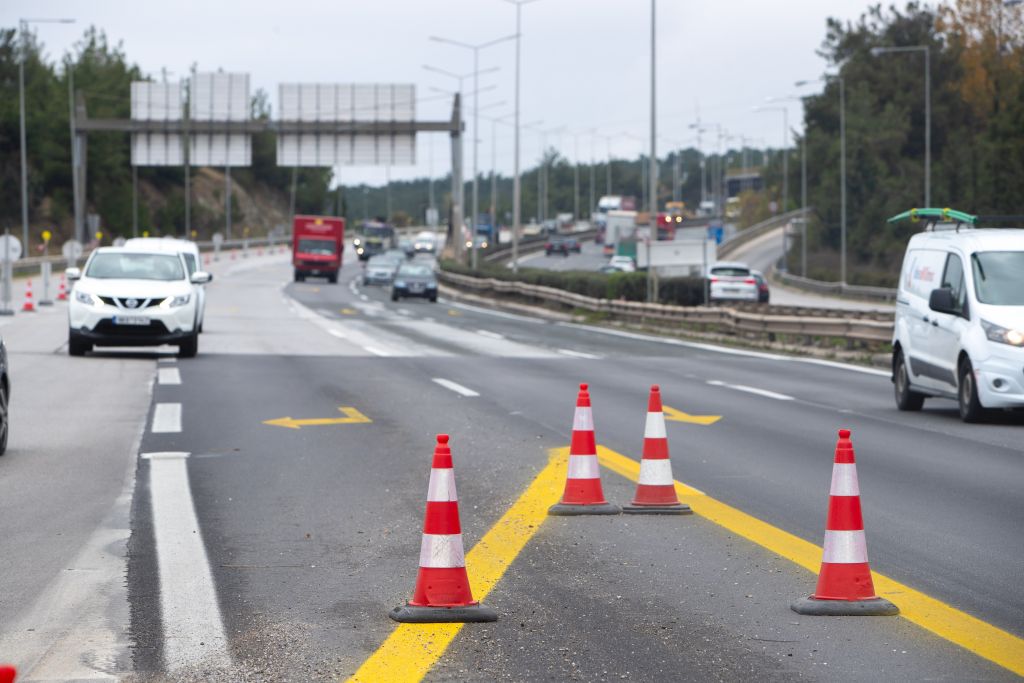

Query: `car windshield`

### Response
(971, 251, 1024, 305)
(368, 256, 395, 267)
(398, 264, 433, 278)
(298, 238, 336, 256)
(86, 252, 185, 281)
(415, 234, 435, 243)
(711, 266, 750, 277)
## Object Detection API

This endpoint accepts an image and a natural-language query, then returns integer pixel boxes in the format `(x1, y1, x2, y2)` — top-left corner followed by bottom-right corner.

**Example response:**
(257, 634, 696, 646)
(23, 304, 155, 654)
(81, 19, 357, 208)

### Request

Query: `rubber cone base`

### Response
(389, 603, 498, 623)
(548, 502, 621, 516)
(622, 503, 693, 515)
(791, 596, 898, 616)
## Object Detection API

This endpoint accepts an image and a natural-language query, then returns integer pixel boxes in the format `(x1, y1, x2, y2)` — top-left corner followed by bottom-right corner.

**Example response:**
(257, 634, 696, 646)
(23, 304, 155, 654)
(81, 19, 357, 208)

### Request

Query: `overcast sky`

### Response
(4, 0, 875, 188)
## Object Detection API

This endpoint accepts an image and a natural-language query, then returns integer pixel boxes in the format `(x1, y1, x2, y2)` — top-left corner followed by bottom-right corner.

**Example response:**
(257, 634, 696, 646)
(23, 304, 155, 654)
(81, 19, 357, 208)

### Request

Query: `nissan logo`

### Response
(125, 298, 139, 309)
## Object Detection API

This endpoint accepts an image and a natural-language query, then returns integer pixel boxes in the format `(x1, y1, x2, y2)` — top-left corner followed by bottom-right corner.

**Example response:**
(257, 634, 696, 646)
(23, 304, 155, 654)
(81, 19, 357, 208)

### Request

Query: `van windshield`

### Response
(971, 251, 1024, 305)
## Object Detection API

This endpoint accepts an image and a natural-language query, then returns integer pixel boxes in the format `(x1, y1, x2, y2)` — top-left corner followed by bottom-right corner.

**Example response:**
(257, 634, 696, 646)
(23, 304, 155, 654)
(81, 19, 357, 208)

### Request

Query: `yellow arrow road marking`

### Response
(447, 309, 461, 317)
(662, 404, 721, 425)
(340, 308, 358, 315)
(262, 406, 371, 429)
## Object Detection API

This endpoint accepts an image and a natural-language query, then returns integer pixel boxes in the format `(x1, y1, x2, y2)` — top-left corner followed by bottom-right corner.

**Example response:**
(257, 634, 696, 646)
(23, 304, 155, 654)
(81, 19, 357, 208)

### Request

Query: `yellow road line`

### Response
(662, 405, 722, 426)
(347, 450, 566, 682)
(596, 445, 1024, 677)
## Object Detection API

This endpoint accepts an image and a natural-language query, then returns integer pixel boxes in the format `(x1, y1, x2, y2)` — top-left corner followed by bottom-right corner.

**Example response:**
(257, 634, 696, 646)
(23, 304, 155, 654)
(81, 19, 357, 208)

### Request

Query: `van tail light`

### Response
(744, 278, 756, 285)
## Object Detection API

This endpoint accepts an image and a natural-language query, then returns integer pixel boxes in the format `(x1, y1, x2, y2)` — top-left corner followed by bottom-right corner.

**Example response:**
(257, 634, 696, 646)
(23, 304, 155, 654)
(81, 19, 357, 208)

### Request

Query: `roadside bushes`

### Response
(440, 260, 706, 306)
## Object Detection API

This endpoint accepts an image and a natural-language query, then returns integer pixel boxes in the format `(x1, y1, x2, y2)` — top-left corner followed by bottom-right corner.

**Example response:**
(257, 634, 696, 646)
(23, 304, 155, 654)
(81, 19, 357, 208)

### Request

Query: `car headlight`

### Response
(982, 319, 1024, 346)
(74, 290, 102, 307)
(159, 294, 191, 309)
(353, 238, 361, 246)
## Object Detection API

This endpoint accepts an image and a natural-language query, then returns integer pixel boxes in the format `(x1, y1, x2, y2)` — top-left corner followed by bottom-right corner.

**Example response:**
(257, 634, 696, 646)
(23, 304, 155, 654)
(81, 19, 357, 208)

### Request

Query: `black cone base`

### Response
(791, 596, 899, 616)
(548, 502, 621, 516)
(622, 503, 693, 515)
(389, 603, 498, 623)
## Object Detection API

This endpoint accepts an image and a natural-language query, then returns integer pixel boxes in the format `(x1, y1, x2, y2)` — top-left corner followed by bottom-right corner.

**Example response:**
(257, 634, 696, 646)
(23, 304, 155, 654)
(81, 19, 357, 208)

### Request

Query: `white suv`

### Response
(67, 247, 211, 357)
(891, 214, 1024, 421)
(124, 237, 208, 332)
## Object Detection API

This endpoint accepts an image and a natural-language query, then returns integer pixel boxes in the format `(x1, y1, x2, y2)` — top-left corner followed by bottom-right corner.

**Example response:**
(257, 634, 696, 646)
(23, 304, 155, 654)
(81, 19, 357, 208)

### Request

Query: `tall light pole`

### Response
(502, 0, 541, 273)
(430, 34, 516, 268)
(648, 0, 658, 230)
(871, 46, 931, 207)
(19, 17, 75, 252)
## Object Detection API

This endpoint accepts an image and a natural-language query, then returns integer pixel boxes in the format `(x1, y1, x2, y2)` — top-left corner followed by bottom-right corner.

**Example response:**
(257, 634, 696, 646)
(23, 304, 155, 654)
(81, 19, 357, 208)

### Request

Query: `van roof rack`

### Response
(888, 208, 1024, 231)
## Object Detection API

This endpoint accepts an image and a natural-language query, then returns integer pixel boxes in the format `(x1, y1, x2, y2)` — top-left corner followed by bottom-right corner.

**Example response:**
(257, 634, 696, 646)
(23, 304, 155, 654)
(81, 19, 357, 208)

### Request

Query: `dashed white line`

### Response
(706, 380, 794, 401)
(157, 357, 177, 364)
(363, 345, 392, 357)
(558, 349, 601, 359)
(328, 329, 348, 339)
(432, 378, 480, 397)
(476, 329, 505, 340)
(142, 452, 230, 672)
(158, 367, 182, 385)
(360, 294, 369, 302)
(398, 308, 412, 316)
(151, 403, 182, 433)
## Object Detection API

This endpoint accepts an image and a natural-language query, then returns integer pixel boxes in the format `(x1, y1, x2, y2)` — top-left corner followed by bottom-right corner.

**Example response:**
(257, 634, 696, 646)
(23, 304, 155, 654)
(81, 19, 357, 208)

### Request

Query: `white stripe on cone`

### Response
(821, 529, 869, 564)
(829, 463, 860, 497)
(644, 412, 667, 439)
(572, 406, 594, 432)
(566, 454, 600, 479)
(418, 533, 467, 568)
(427, 468, 458, 502)
(637, 458, 674, 486)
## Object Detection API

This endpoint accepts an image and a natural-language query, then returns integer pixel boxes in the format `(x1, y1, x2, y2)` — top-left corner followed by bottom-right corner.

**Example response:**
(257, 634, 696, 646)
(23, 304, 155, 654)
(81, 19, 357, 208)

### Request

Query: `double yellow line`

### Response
(349, 446, 1024, 681)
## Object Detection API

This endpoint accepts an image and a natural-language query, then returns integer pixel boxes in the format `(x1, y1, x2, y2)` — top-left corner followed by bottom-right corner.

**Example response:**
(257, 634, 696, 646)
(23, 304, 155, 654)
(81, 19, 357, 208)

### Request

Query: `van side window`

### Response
(940, 253, 967, 316)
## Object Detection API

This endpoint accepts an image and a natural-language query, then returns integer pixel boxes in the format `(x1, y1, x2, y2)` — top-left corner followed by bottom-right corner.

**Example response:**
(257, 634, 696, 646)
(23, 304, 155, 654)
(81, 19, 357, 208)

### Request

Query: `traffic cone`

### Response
(623, 385, 692, 515)
(549, 383, 620, 516)
(0, 665, 16, 683)
(390, 434, 497, 623)
(791, 429, 898, 616)
(21, 280, 36, 312)
(57, 274, 68, 301)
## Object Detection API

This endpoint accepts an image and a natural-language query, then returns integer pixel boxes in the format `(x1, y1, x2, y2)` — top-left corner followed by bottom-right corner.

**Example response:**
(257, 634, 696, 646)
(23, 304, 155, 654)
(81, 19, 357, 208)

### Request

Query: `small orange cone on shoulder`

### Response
(549, 383, 620, 516)
(623, 385, 692, 515)
(0, 665, 16, 683)
(390, 434, 497, 623)
(21, 280, 36, 312)
(791, 429, 898, 616)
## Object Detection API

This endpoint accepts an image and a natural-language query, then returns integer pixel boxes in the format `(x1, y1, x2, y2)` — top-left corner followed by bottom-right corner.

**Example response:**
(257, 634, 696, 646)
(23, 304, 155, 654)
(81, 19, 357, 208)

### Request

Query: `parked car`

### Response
(363, 255, 400, 286)
(751, 270, 771, 303)
(545, 236, 581, 257)
(707, 262, 759, 302)
(391, 262, 438, 302)
(67, 247, 210, 357)
(890, 210, 1024, 422)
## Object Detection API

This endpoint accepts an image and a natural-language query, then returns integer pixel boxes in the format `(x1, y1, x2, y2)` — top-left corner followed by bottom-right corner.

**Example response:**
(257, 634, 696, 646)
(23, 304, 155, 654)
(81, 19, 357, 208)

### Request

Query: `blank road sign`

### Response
(131, 81, 184, 166)
(191, 72, 252, 166)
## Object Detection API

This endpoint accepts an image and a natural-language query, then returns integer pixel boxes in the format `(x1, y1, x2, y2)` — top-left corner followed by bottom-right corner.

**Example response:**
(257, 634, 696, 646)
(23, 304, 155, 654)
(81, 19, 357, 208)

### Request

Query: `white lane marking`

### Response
(328, 329, 348, 339)
(317, 307, 338, 318)
(447, 300, 546, 324)
(556, 321, 890, 377)
(349, 279, 359, 295)
(157, 357, 177, 364)
(432, 378, 480, 397)
(398, 308, 412, 316)
(151, 403, 182, 433)
(359, 294, 369, 302)
(142, 452, 231, 672)
(706, 380, 794, 401)
(363, 345, 392, 357)
(158, 367, 182, 386)
(476, 329, 505, 340)
(558, 348, 600, 359)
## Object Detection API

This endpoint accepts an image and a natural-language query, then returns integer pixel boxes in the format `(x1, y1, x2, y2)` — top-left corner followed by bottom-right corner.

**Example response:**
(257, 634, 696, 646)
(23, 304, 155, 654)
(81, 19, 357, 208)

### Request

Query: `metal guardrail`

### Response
(438, 270, 894, 345)
(774, 271, 898, 303)
(717, 209, 806, 260)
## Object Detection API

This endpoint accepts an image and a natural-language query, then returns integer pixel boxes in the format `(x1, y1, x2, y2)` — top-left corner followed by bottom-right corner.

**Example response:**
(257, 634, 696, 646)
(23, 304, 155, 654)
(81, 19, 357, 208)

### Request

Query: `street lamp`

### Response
(870, 45, 931, 208)
(502, 0, 541, 273)
(797, 75, 846, 284)
(19, 17, 75, 253)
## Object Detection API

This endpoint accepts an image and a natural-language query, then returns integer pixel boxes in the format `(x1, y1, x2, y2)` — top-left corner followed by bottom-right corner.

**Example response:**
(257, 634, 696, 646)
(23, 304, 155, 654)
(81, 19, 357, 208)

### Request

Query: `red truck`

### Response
(293, 215, 344, 283)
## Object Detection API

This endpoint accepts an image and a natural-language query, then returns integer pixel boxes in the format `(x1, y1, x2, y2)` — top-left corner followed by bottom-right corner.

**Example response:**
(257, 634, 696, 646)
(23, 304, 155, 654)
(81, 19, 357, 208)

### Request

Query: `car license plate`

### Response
(725, 287, 740, 294)
(410, 284, 424, 292)
(113, 315, 149, 326)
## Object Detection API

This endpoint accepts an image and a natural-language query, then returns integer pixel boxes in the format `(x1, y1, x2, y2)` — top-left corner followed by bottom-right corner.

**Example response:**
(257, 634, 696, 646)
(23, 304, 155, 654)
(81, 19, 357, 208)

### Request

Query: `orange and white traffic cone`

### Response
(623, 385, 692, 515)
(0, 664, 16, 683)
(549, 383, 620, 516)
(791, 429, 898, 616)
(56, 274, 68, 301)
(21, 280, 36, 312)
(390, 434, 497, 623)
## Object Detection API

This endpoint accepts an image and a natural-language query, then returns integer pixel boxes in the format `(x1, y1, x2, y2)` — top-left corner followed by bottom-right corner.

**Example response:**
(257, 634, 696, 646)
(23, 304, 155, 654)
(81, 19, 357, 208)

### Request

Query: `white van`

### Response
(124, 238, 209, 333)
(891, 212, 1024, 422)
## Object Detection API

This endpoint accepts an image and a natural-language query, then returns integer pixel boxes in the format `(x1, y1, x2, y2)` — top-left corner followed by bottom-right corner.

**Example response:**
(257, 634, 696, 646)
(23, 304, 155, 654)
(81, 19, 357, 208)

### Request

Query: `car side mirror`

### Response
(928, 287, 956, 315)
(66, 267, 82, 281)
(190, 271, 212, 285)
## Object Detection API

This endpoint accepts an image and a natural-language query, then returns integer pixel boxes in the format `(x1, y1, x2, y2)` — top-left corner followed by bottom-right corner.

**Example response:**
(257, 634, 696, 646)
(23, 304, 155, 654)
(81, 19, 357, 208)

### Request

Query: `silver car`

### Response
(707, 261, 759, 302)
(363, 255, 400, 286)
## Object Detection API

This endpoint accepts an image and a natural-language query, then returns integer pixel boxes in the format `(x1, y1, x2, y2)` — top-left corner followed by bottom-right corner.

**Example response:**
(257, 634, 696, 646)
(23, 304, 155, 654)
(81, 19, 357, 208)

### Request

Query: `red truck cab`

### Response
(293, 215, 344, 283)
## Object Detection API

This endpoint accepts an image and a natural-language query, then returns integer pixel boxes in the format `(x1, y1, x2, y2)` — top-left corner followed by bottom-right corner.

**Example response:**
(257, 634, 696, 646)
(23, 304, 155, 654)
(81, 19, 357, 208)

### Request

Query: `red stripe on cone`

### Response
(814, 562, 877, 601)
(624, 385, 690, 514)
(57, 275, 67, 301)
(0, 666, 15, 683)
(549, 384, 619, 515)
(21, 280, 35, 312)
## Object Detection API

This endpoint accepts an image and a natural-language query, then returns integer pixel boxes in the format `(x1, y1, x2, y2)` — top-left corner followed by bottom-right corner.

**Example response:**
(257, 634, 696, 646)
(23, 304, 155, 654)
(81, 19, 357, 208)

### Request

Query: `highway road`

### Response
(0, 248, 1021, 681)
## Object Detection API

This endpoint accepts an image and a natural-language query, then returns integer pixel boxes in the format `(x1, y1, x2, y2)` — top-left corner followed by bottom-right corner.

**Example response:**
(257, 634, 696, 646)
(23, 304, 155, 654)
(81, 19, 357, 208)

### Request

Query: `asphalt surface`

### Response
(1, 247, 1020, 681)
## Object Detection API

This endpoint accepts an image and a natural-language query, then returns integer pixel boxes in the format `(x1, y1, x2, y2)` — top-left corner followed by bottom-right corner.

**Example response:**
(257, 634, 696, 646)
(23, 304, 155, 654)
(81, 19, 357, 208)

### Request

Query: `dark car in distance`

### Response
(545, 236, 581, 257)
(391, 263, 438, 302)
